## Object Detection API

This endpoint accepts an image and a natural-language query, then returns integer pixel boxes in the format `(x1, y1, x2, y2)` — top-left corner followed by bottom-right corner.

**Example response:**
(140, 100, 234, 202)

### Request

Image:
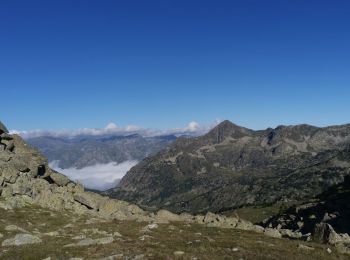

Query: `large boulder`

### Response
(156, 209, 183, 222)
(313, 223, 342, 244)
(73, 192, 102, 210)
(0, 121, 8, 134)
(264, 228, 282, 238)
(0, 164, 19, 184)
(2, 234, 42, 246)
(48, 172, 70, 186)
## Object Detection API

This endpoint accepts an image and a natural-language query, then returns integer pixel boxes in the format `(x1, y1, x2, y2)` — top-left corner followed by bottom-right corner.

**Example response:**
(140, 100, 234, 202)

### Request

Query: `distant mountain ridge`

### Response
(107, 120, 350, 214)
(26, 134, 177, 169)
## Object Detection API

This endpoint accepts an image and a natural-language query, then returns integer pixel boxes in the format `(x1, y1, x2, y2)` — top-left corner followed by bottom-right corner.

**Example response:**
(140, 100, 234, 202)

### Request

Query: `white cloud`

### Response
(10, 123, 143, 139)
(49, 160, 138, 191)
(10, 121, 219, 139)
(186, 121, 200, 132)
(104, 122, 119, 131)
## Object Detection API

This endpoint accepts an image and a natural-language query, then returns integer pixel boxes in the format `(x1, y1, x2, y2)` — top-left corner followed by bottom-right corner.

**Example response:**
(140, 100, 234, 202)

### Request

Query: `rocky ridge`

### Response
(109, 120, 350, 214)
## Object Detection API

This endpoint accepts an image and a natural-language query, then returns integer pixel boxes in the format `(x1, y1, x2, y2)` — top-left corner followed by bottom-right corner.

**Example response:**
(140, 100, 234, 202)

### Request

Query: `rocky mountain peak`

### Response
(205, 120, 253, 143)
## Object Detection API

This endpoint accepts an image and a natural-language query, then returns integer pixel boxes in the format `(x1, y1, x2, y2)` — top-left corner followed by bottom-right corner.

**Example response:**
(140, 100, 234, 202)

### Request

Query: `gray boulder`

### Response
(313, 223, 342, 244)
(0, 121, 8, 134)
(2, 234, 42, 246)
(264, 228, 282, 238)
(73, 192, 101, 210)
(49, 172, 70, 186)
(65, 236, 114, 247)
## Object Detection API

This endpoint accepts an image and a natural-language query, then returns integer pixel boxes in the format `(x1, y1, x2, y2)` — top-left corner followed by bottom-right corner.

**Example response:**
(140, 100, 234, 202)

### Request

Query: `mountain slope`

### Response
(263, 174, 350, 235)
(107, 120, 350, 213)
(26, 134, 176, 169)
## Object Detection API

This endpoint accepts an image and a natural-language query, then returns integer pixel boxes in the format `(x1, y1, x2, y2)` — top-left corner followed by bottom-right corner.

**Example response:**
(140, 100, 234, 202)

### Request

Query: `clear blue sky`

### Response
(1, 0, 349, 131)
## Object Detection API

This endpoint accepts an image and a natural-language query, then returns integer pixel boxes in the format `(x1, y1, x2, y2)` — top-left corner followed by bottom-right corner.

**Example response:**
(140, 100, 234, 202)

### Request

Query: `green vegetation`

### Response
(227, 201, 298, 224)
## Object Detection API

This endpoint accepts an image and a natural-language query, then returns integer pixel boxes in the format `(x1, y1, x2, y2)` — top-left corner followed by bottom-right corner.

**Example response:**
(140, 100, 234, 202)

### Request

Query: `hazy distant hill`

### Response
(26, 134, 176, 169)
(108, 120, 350, 214)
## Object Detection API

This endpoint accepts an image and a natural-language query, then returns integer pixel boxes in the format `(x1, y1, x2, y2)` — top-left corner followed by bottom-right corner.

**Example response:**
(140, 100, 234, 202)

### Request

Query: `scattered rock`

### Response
(113, 231, 122, 237)
(72, 235, 86, 240)
(139, 235, 153, 241)
(65, 236, 114, 247)
(141, 223, 159, 233)
(44, 231, 60, 237)
(64, 224, 74, 228)
(264, 228, 282, 238)
(2, 234, 42, 246)
(280, 229, 303, 239)
(105, 255, 124, 260)
(147, 223, 158, 230)
(173, 251, 185, 256)
(5, 225, 27, 233)
(297, 244, 314, 251)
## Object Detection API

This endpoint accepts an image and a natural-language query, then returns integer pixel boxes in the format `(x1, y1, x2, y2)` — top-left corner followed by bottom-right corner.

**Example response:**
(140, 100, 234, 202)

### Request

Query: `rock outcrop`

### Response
(108, 120, 350, 214)
(262, 175, 350, 247)
(0, 127, 150, 221)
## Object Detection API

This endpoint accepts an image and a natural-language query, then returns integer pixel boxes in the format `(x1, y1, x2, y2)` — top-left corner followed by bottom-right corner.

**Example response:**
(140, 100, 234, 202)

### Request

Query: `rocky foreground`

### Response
(0, 202, 345, 260)
(262, 175, 350, 249)
(0, 121, 350, 259)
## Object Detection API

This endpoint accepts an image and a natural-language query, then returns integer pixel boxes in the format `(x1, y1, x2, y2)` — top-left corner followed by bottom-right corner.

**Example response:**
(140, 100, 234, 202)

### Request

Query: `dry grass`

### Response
(0, 205, 348, 260)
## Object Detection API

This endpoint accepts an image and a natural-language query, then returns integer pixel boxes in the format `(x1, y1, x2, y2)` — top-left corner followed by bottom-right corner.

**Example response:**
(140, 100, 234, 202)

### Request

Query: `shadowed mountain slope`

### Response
(262, 173, 350, 236)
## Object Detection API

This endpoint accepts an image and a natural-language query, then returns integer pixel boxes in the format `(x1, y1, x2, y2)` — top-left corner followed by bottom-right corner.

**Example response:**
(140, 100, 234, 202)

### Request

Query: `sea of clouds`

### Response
(49, 160, 138, 191)
(14, 120, 222, 190)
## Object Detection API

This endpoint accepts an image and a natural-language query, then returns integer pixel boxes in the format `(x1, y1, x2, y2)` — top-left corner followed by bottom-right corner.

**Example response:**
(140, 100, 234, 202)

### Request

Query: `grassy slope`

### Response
(0, 203, 347, 260)
(231, 201, 301, 224)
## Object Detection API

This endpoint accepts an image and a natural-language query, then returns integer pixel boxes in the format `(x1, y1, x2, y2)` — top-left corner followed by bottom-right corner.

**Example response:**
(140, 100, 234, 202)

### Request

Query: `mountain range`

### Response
(26, 134, 177, 169)
(107, 120, 350, 214)
(2, 119, 350, 258)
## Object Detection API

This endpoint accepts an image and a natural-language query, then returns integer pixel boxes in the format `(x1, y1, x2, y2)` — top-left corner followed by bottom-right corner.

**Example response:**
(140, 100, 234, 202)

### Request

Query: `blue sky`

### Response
(1, 0, 349, 131)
